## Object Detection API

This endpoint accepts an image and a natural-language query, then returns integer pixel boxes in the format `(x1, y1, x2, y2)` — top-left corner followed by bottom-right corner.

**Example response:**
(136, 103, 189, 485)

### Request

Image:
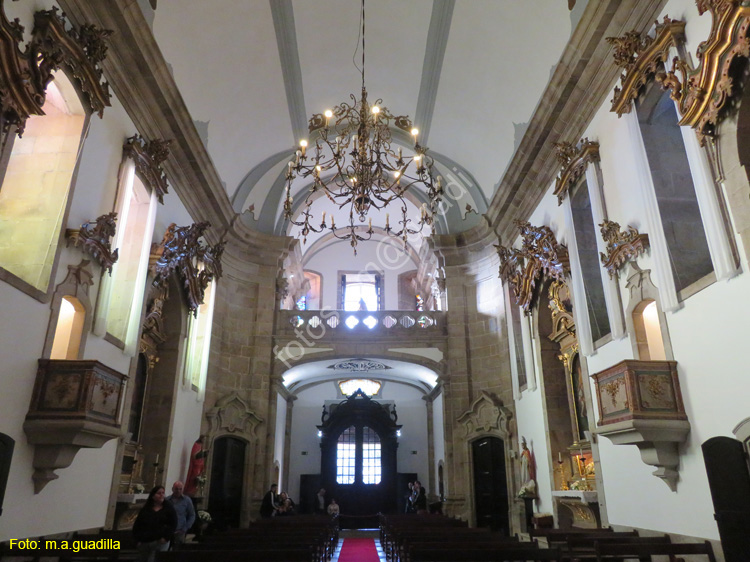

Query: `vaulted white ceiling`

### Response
(150, 0, 580, 250)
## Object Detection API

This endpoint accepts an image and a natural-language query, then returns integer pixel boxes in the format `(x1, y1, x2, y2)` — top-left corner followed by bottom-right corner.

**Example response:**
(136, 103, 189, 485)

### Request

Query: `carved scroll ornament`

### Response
(152, 222, 224, 316)
(0, 1, 111, 140)
(658, 1, 750, 145)
(553, 139, 600, 204)
(607, 17, 686, 117)
(30, 7, 112, 117)
(495, 220, 570, 315)
(599, 220, 650, 278)
(66, 212, 119, 274)
(123, 135, 172, 204)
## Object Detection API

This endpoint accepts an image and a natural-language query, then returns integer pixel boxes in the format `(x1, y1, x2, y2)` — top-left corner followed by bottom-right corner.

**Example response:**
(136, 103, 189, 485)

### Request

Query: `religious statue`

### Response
(518, 436, 537, 498)
(184, 435, 209, 497)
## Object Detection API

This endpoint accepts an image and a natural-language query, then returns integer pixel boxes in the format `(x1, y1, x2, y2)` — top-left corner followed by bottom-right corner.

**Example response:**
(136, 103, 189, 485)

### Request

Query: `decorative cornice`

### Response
(30, 7, 111, 117)
(553, 138, 600, 204)
(123, 134, 171, 204)
(0, 0, 45, 137)
(607, 17, 686, 116)
(457, 391, 512, 438)
(658, 0, 750, 145)
(327, 359, 392, 372)
(152, 222, 224, 316)
(599, 220, 650, 278)
(495, 220, 570, 314)
(66, 212, 119, 274)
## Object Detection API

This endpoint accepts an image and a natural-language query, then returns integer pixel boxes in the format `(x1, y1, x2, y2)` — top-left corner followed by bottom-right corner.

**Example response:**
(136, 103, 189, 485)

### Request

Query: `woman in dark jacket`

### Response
(133, 485, 177, 562)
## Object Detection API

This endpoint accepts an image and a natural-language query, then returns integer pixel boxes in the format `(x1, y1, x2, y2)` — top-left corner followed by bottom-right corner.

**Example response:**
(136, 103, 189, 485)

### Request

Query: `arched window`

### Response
(335, 425, 382, 485)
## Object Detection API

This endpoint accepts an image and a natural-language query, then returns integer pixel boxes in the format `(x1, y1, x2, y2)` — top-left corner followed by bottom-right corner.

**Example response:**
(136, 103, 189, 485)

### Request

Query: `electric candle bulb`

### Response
(322, 211, 326, 223)
(411, 128, 418, 137)
(299, 140, 307, 156)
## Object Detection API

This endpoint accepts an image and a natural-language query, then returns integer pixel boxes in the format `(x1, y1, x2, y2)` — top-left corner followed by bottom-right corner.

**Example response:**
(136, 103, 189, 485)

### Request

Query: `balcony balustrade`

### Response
(276, 309, 447, 339)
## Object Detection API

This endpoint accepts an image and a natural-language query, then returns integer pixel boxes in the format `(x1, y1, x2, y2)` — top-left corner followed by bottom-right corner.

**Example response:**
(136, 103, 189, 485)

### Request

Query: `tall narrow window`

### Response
(0, 71, 86, 294)
(570, 180, 611, 342)
(637, 86, 713, 294)
(509, 301, 527, 390)
(184, 279, 217, 393)
(362, 427, 382, 484)
(49, 296, 86, 360)
(336, 426, 356, 484)
(95, 158, 158, 351)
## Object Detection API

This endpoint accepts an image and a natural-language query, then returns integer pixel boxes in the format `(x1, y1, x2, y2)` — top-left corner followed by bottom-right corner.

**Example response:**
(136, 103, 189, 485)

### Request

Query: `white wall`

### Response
(303, 236, 418, 310)
(0, 0, 201, 539)
(511, 0, 749, 539)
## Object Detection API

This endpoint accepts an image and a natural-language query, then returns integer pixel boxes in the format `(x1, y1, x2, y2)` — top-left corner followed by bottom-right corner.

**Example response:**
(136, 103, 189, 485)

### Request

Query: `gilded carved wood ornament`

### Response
(609, 2, 750, 146)
(607, 17, 686, 117)
(152, 222, 225, 316)
(123, 135, 172, 204)
(0, 0, 111, 142)
(552, 139, 600, 204)
(599, 220, 650, 279)
(495, 220, 570, 315)
(66, 212, 119, 274)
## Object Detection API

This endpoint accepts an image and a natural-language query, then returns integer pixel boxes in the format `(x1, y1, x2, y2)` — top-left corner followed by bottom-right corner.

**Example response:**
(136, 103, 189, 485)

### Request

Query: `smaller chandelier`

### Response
(283, 0, 444, 254)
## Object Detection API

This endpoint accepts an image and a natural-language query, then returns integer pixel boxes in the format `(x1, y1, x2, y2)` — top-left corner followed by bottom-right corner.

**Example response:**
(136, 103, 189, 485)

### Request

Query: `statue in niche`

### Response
(518, 436, 537, 498)
(184, 435, 208, 497)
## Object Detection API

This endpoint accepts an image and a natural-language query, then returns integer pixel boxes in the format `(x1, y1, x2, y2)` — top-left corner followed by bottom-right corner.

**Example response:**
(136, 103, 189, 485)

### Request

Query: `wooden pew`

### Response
(595, 540, 717, 562)
(156, 548, 314, 562)
(408, 544, 563, 562)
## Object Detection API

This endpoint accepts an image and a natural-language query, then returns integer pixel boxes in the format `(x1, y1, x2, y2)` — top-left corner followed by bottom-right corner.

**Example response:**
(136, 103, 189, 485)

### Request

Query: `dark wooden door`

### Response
(702, 436, 750, 561)
(207, 436, 245, 528)
(299, 474, 321, 514)
(472, 436, 509, 534)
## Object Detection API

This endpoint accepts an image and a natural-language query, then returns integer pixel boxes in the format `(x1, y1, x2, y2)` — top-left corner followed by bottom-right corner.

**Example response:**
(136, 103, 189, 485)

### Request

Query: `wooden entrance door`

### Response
(207, 436, 245, 528)
(472, 436, 509, 534)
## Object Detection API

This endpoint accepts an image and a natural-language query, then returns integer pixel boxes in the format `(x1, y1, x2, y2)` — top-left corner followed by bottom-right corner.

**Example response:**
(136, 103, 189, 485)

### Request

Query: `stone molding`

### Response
(457, 391, 512, 439)
(205, 391, 263, 439)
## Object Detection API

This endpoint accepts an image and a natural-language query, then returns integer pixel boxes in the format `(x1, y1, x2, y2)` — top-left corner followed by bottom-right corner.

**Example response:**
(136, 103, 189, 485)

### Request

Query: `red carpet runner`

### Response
(337, 538, 380, 562)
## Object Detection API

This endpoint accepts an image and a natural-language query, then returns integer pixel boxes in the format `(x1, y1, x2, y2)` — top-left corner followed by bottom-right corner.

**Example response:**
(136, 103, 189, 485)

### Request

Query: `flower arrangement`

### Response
(196, 474, 207, 487)
(133, 483, 145, 494)
(197, 510, 211, 523)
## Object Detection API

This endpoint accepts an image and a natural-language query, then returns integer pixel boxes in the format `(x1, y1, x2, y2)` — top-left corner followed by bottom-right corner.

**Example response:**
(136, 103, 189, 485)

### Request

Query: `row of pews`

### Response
(156, 514, 339, 562)
(379, 514, 718, 561)
(0, 515, 338, 562)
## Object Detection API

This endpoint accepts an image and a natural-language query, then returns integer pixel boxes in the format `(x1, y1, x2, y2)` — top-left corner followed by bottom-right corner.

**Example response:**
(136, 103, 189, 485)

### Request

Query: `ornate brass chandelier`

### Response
(283, 0, 444, 254)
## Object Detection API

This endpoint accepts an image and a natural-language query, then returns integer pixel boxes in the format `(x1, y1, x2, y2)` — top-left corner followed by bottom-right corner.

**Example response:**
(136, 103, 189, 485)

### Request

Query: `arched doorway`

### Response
(318, 390, 400, 518)
(207, 436, 246, 528)
(472, 436, 509, 534)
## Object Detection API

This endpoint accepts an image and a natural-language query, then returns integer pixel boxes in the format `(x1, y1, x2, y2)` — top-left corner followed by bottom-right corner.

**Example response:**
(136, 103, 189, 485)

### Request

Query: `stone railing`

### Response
(276, 309, 446, 338)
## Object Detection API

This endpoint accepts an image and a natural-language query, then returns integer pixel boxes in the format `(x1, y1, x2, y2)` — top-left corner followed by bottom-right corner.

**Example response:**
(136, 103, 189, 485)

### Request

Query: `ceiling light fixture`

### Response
(283, 0, 444, 254)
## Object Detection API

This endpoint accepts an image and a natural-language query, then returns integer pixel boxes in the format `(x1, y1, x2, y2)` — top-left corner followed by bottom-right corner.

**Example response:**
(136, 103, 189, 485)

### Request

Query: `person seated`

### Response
(327, 498, 340, 516)
(276, 498, 295, 516)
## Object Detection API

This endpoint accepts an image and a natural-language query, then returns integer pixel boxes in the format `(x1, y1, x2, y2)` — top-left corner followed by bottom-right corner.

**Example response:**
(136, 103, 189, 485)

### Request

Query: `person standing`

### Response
(167, 481, 195, 548)
(405, 482, 415, 513)
(133, 485, 177, 562)
(260, 484, 279, 518)
(413, 481, 427, 514)
(314, 487, 326, 514)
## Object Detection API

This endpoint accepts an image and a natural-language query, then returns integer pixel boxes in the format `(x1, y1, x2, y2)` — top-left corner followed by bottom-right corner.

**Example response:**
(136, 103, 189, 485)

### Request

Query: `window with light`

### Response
(341, 273, 381, 311)
(336, 426, 356, 484)
(362, 427, 382, 484)
(339, 379, 381, 397)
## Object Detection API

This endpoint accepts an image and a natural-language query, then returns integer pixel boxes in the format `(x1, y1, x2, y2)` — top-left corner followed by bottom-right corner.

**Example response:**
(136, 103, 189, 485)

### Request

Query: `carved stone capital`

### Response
(553, 139, 599, 204)
(599, 220, 650, 278)
(152, 222, 224, 316)
(495, 220, 569, 314)
(607, 17, 686, 117)
(66, 212, 119, 274)
(123, 135, 172, 204)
